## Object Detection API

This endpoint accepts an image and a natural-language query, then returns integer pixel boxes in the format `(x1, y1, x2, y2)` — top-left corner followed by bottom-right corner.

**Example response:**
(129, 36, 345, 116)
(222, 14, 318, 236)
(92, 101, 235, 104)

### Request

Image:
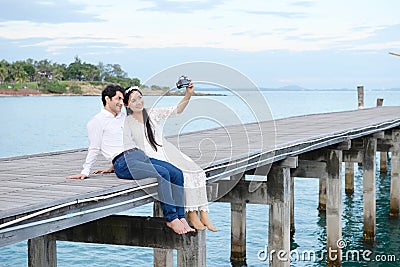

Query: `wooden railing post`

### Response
(357, 86, 364, 109)
(377, 98, 388, 173)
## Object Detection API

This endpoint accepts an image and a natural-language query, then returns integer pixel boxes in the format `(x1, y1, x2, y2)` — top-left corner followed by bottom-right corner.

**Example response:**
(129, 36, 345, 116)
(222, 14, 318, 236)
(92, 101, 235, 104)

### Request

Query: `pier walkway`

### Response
(1, 106, 400, 266)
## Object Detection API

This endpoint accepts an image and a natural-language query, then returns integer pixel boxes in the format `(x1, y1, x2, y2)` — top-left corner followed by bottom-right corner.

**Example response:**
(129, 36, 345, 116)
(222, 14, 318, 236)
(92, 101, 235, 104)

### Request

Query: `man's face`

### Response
(106, 91, 124, 116)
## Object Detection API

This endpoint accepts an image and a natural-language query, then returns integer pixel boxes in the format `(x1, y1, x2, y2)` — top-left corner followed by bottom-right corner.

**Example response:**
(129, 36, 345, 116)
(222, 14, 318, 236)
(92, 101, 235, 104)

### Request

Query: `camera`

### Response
(176, 75, 192, 89)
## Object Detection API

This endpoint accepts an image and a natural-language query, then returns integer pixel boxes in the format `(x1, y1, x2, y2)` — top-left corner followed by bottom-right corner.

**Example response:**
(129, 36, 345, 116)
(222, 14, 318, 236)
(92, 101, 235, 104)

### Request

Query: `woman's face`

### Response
(128, 91, 144, 112)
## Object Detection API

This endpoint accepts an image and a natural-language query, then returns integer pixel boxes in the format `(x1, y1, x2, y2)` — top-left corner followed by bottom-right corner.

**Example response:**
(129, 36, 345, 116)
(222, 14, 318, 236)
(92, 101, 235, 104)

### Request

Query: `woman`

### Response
(123, 84, 217, 232)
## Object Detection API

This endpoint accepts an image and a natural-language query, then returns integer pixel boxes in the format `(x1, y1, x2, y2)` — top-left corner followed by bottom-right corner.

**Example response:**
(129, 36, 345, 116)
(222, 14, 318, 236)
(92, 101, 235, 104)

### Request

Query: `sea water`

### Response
(0, 90, 399, 266)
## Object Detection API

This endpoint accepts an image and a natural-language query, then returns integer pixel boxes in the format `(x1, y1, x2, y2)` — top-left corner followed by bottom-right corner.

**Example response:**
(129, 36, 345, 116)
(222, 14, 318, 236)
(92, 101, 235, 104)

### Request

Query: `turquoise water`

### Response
(0, 90, 399, 266)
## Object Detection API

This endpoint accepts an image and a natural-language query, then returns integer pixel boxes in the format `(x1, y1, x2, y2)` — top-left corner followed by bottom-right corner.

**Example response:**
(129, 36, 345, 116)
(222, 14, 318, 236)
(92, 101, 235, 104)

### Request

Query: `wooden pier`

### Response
(1, 106, 400, 266)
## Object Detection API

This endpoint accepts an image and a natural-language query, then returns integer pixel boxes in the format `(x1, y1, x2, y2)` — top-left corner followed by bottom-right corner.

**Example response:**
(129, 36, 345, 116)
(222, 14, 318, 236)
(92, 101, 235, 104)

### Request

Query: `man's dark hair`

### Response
(101, 84, 125, 106)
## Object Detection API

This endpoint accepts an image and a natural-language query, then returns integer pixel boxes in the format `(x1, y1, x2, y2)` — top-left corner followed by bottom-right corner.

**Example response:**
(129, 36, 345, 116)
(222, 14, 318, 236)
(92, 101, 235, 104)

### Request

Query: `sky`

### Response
(1, 0, 400, 89)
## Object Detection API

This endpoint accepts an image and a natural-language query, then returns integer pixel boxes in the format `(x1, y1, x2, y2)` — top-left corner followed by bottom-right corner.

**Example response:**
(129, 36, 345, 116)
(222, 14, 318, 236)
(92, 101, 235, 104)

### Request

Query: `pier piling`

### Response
(325, 149, 343, 267)
(362, 137, 377, 241)
(153, 201, 174, 267)
(230, 174, 247, 266)
(28, 235, 56, 267)
(390, 130, 400, 216)
(267, 166, 291, 267)
(377, 99, 388, 173)
(290, 176, 295, 237)
(344, 163, 354, 194)
(267, 158, 297, 267)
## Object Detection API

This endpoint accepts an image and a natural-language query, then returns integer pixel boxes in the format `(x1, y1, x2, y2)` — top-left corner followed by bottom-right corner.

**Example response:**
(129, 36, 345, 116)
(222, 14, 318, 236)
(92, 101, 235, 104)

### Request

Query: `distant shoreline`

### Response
(0, 90, 225, 97)
(2, 86, 399, 97)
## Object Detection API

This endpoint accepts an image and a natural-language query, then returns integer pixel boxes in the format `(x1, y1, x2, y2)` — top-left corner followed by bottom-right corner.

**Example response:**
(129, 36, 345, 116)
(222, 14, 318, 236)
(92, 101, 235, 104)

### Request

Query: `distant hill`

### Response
(263, 85, 309, 91)
(261, 87, 400, 91)
(195, 85, 400, 91)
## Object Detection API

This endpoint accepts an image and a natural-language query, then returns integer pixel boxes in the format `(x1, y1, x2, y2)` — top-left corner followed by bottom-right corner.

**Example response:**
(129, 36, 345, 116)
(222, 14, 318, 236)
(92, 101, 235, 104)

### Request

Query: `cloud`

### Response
(0, 0, 102, 23)
(137, 0, 226, 13)
(291, 1, 315, 7)
(358, 24, 400, 43)
(243, 10, 307, 18)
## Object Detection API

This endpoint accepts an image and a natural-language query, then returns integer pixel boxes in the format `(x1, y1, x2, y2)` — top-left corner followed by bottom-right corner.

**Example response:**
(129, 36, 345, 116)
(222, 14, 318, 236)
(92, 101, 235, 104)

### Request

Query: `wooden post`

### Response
(290, 176, 295, 237)
(376, 98, 384, 107)
(377, 99, 388, 173)
(363, 137, 377, 240)
(390, 130, 400, 216)
(177, 232, 206, 267)
(28, 235, 57, 267)
(357, 86, 364, 109)
(231, 202, 246, 265)
(267, 166, 290, 267)
(356, 85, 365, 170)
(380, 151, 388, 173)
(326, 149, 342, 267)
(345, 162, 354, 194)
(153, 201, 174, 267)
(230, 174, 247, 266)
(318, 176, 327, 211)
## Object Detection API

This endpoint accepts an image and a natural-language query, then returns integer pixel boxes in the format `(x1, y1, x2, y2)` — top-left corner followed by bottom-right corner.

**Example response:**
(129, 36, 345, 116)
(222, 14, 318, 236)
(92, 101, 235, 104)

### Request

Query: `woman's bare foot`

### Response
(200, 210, 218, 232)
(188, 211, 206, 230)
(180, 218, 196, 232)
(166, 218, 187, 234)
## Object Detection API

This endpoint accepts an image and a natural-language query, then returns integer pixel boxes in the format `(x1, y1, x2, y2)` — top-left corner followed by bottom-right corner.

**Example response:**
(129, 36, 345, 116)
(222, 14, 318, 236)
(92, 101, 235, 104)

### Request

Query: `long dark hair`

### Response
(124, 86, 161, 151)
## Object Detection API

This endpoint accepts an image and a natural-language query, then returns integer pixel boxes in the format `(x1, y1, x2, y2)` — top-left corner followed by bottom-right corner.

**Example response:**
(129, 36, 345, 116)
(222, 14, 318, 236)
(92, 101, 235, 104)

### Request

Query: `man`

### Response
(68, 84, 194, 235)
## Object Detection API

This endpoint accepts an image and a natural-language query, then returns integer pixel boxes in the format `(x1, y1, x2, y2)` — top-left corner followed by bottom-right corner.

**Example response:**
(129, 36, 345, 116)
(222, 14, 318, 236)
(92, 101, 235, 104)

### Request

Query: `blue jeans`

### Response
(113, 148, 185, 222)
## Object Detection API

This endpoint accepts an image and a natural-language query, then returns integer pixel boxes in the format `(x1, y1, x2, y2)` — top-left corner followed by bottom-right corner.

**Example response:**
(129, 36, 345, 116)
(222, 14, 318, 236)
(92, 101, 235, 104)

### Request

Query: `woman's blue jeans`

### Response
(113, 148, 185, 222)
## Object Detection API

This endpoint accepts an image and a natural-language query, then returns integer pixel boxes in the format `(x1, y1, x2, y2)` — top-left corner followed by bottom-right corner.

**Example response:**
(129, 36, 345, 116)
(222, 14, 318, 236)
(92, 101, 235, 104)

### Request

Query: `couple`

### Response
(68, 83, 216, 234)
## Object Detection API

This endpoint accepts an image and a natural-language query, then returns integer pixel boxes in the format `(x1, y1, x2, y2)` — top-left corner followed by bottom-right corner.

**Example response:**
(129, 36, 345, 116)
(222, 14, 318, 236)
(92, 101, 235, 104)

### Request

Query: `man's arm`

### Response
(67, 117, 103, 179)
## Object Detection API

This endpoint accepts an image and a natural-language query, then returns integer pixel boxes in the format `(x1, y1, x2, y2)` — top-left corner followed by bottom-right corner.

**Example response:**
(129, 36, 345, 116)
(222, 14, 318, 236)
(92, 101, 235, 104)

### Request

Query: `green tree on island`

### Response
(0, 56, 144, 94)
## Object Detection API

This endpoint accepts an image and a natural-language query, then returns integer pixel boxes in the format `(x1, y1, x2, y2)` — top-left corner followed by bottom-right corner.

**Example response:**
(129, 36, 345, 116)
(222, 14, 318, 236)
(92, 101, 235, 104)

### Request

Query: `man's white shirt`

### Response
(81, 108, 125, 176)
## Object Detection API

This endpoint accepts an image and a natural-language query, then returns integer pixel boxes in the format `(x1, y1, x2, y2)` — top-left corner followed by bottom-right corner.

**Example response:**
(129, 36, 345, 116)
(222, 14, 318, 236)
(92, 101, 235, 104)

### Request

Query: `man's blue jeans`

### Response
(113, 148, 185, 222)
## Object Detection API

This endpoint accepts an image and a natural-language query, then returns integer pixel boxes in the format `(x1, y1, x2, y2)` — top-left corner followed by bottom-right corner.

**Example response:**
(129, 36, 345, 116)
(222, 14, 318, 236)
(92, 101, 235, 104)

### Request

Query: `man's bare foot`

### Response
(200, 210, 218, 232)
(180, 218, 196, 232)
(188, 211, 206, 230)
(166, 218, 187, 234)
